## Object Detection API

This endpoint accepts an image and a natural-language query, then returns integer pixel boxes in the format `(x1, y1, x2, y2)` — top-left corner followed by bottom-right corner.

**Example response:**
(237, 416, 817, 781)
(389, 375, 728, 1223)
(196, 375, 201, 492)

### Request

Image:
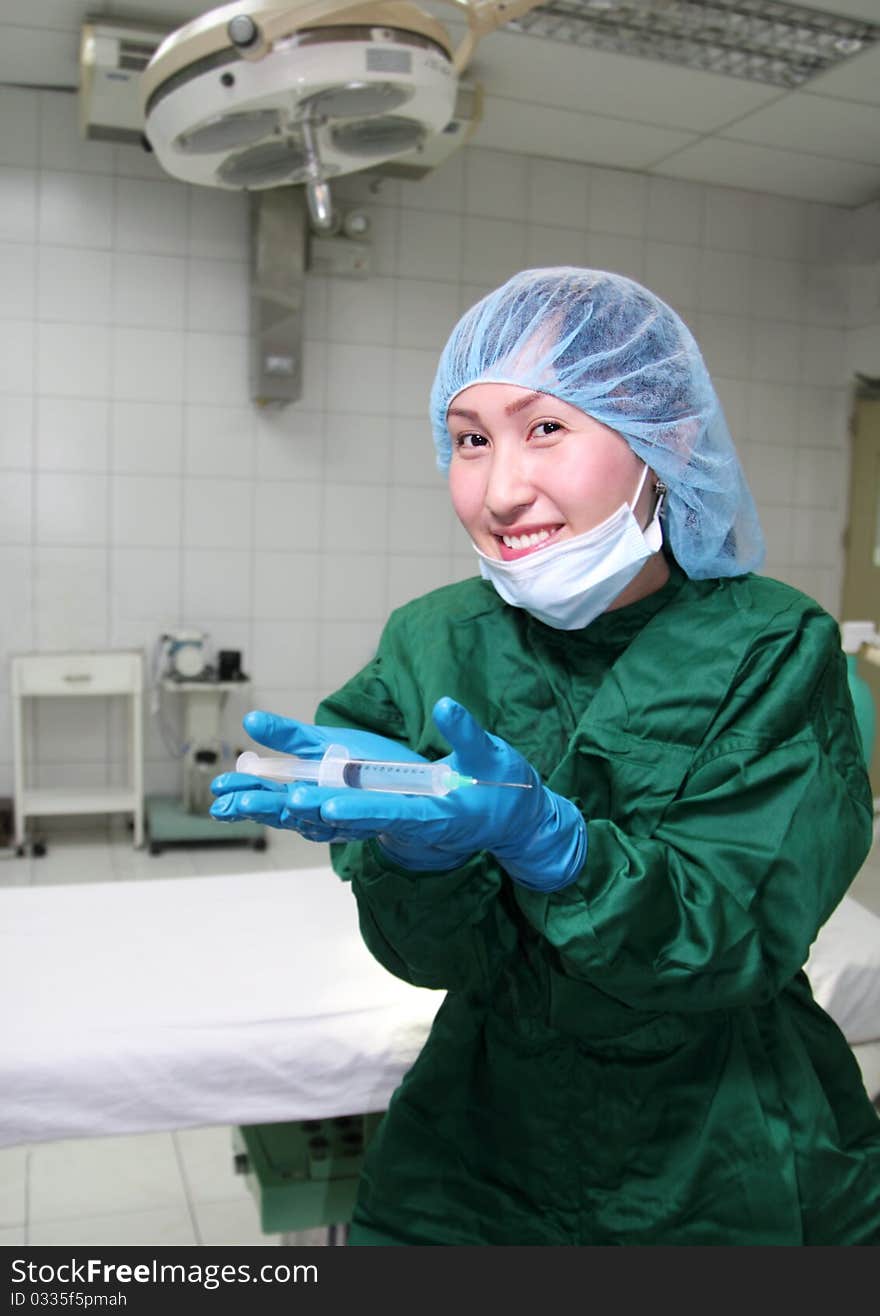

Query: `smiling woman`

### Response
(447, 388, 649, 554)
(212, 267, 880, 1247)
(446, 383, 669, 627)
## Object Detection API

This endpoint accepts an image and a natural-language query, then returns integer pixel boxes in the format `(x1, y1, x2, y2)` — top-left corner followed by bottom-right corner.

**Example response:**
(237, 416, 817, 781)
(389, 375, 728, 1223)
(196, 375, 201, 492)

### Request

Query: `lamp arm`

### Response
(440, 0, 547, 72)
(247, 0, 547, 73)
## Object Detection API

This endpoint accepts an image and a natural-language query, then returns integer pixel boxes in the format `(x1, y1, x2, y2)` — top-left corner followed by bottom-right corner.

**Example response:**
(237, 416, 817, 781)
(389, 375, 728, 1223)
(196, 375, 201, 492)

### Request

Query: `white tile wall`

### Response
(114, 253, 186, 330)
(38, 171, 113, 248)
(32, 547, 109, 651)
(525, 224, 588, 269)
(589, 167, 648, 237)
(35, 397, 107, 471)
(0, 88, 38, 168)
(36, 471, 108, 545)
(0, 321, 36, 394)
(113, 401, 183, 475)
(0, 471, 32, 548)
(0, 394, 33, 469)
(0, 86, 867, 796)
(526, 158, 589, 231)
(252, 551, 322, 621)
(323, 413, 391, 486)
(0, 241, 36, 318)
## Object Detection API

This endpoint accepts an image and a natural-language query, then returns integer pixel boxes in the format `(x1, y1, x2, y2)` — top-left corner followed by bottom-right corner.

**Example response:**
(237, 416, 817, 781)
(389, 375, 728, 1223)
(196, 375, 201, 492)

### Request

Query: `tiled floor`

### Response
(2, 816, 879, 1247)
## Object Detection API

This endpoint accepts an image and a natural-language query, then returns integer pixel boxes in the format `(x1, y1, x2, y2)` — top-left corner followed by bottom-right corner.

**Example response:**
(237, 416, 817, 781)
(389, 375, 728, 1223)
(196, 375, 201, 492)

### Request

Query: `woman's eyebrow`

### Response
(447, 391, 547, 423)
(504, 390, 546, 416)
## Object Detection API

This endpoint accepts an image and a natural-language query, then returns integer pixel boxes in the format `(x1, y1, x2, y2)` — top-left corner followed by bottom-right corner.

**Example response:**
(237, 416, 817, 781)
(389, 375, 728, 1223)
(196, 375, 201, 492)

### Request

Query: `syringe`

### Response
(235, 746, 532, 798)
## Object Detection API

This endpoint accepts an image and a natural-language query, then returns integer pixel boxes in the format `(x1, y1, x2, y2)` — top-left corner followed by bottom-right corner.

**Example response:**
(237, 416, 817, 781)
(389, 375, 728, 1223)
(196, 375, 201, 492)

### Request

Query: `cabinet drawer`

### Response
(12, 651, 142, 696)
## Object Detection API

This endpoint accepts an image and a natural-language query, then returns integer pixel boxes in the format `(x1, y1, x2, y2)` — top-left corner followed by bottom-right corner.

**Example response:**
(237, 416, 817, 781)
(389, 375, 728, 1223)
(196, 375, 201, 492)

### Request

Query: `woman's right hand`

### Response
(209, 709, 426, 840)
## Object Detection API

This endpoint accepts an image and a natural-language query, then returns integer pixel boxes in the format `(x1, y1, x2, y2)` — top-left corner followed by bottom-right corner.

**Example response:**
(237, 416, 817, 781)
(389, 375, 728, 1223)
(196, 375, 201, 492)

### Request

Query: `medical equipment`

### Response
(233, 1114, 384, 1242)
(9, 650, 144, 857)
(140, 1, 543, 219)
(236, 748, 532, 795)
(158, 629, 210, 681)
(147, 632, 264, 853)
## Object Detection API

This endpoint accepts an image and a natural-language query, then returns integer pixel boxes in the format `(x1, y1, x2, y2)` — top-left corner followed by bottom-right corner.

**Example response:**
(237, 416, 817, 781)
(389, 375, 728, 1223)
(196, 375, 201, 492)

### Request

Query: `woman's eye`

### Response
(455, 432, 489, 450)
(531, 421, 562, 439)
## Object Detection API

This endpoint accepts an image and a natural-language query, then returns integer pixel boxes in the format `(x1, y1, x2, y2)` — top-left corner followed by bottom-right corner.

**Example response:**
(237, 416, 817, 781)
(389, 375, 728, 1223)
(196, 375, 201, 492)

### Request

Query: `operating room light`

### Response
(506, 0, 880, 88)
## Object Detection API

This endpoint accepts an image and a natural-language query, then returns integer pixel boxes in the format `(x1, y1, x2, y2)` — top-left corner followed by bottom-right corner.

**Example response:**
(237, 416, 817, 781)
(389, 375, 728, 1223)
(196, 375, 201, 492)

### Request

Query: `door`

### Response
(841, 394, 880, 799)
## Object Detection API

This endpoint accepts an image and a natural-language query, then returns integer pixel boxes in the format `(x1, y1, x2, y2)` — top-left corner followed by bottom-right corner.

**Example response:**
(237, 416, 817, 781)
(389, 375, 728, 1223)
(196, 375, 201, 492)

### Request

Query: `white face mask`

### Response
(472, 464, 666, 631)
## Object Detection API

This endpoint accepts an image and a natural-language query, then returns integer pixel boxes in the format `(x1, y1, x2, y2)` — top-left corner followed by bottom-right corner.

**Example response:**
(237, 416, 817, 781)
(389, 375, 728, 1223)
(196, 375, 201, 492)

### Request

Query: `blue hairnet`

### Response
(429, 267, 764, 580)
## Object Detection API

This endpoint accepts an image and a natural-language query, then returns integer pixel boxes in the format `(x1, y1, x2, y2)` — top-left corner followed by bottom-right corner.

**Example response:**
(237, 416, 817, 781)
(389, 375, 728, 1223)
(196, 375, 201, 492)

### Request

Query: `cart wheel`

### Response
(15, 846, 26, 858)
(253, 837, 268, 852)
(32, 842, 46, 858)
(149, 841, 163, 856)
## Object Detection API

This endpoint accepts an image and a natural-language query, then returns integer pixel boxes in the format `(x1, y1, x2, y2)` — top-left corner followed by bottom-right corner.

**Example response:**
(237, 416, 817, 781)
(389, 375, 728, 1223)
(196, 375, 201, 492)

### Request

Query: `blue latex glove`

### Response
(215, 699, 587, 892)
(210, 709, 426, 843)
(323, 697, 587, 890)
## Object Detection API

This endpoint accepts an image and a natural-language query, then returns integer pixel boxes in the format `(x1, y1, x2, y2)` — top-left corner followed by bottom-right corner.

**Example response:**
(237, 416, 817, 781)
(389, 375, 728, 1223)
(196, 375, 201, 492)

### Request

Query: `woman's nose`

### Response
(484, 454, 534, 522)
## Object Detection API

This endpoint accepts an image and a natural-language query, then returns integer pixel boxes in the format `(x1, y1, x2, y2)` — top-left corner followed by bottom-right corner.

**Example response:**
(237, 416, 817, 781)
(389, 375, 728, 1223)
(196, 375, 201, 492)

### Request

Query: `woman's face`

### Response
(447, 382, 654, 562)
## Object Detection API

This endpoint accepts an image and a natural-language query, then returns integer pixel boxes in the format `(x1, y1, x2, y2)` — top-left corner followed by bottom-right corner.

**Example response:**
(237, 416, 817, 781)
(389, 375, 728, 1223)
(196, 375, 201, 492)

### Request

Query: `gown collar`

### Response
(526, 555, 689, 652)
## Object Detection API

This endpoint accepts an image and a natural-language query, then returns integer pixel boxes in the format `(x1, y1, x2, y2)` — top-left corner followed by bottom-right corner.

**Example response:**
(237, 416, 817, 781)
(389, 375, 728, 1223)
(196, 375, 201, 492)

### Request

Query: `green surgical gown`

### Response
(316, 563, 880, 1245)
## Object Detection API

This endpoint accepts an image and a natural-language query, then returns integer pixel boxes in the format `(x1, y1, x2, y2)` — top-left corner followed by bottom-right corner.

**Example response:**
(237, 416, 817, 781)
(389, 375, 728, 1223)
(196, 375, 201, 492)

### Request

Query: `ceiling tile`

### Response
(805, 46, 880, 106)
(793, 0, 879, 18)
(655, 138, 880, 206)
(720, 92, 880, 166)
(25, 0, 202, 27)
(471, 30, 783, 133)
(472, 95, 697, 170)
(13, 1, 79, 29)
(0, 24, 77, 89)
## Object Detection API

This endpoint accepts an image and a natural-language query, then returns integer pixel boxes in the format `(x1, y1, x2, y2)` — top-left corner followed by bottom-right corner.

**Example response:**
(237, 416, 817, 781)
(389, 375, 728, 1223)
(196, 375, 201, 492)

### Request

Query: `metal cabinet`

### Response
(10, 650, 144, 853)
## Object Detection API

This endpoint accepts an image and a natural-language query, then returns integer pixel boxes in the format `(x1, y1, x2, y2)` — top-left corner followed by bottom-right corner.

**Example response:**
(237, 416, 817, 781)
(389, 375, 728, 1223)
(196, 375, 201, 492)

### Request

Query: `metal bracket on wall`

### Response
(249, 188, 307, 407)
(307, 234, 372, 279)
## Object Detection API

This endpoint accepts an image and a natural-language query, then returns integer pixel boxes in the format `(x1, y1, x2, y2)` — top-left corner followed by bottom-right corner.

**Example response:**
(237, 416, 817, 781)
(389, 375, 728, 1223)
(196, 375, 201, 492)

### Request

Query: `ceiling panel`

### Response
(0, 24, 78, 89)
(473, 94, 697, 169)
(5, 0, 81, 28)
(805, 45, 880, 106)
(22, 0, 203, 26)
(793, 0, 880, 17)
(656, 137, 880, 206)
(720, 91, 880, 165)
(470, 30, 785, 134)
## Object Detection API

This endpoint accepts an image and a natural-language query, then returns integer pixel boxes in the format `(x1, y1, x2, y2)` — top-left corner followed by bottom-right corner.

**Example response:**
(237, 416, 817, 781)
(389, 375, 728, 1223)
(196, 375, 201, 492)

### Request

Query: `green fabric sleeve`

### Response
(330, 838, 512, 992)
(315, 621, 513, 993)
(515, 610, 875, 1013)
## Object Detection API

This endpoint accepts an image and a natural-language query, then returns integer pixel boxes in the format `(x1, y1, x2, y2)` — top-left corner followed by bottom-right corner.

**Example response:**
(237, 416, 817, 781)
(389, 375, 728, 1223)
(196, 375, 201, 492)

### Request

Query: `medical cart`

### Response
(10, 650, 144, 856)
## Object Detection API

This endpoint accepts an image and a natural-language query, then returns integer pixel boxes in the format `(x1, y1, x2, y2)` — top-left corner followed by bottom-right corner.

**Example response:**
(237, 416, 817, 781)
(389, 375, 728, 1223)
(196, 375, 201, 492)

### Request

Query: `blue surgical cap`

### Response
(430, 267, 764, 580)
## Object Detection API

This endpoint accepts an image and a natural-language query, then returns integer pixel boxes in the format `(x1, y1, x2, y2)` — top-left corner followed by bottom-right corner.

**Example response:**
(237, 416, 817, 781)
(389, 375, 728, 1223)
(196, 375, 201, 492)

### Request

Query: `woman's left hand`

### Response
(209, 709, 426, 844)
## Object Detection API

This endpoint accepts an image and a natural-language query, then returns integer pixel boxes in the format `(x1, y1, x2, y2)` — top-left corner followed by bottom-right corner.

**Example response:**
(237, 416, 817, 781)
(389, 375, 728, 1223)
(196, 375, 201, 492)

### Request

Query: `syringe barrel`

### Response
(237, 746, 454, 795)
(319, 746, 453, 795)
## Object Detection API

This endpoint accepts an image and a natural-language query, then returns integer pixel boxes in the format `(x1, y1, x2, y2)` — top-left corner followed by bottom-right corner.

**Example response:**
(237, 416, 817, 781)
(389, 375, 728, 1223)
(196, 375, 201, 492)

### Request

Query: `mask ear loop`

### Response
(642, 477, 668, 553)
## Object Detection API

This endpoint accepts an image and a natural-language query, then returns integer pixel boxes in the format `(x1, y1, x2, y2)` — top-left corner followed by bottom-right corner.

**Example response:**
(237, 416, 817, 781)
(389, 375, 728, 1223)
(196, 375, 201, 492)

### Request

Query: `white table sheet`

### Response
(2, 870, 878, 1149)
(0, 866, 443, 1148)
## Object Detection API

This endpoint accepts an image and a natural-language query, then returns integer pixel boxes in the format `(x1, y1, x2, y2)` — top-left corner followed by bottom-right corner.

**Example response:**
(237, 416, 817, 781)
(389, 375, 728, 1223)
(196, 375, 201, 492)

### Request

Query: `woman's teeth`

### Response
(502, 529, 552, 550)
